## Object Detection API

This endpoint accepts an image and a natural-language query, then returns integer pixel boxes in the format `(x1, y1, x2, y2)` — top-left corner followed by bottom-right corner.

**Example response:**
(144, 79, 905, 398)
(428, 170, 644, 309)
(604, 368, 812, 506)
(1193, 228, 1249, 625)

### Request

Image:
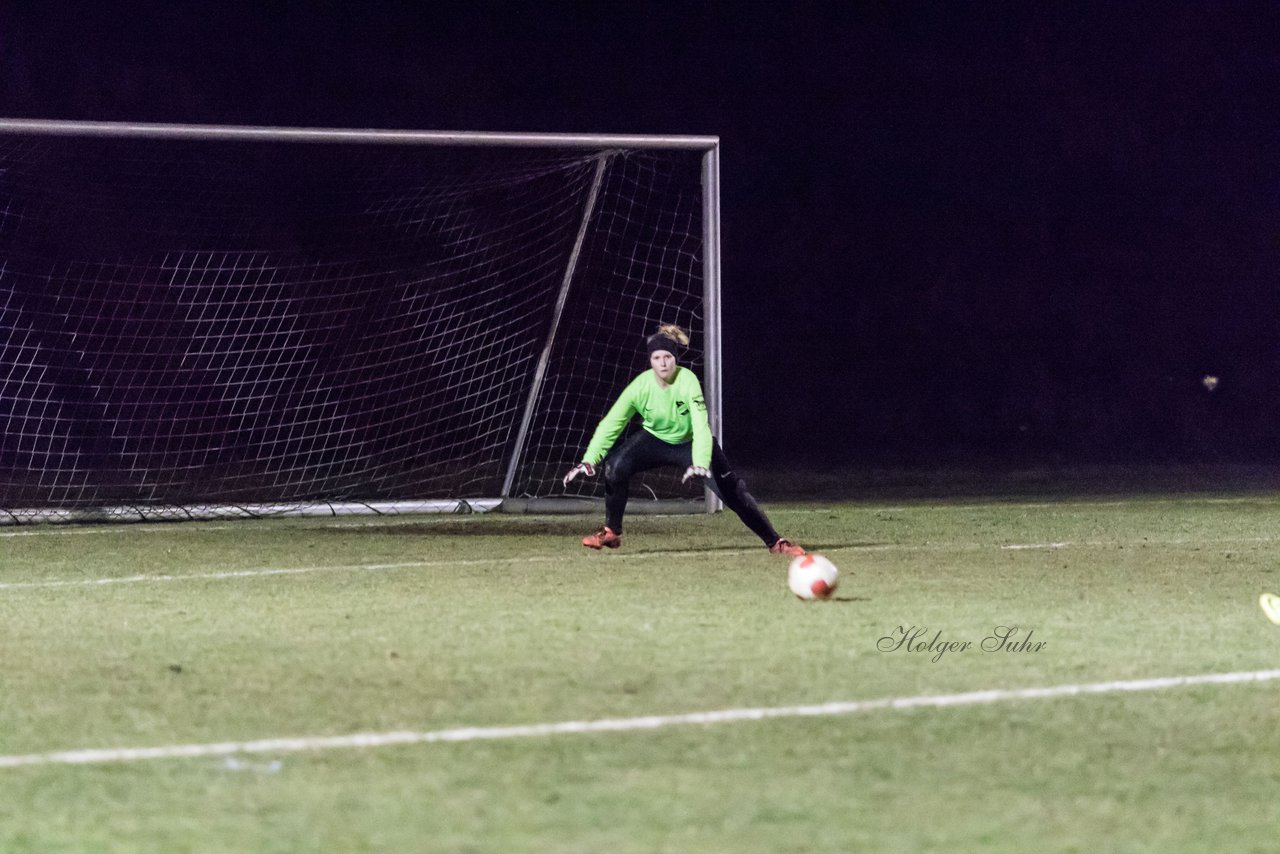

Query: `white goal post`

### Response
(0, 120, 722, 523)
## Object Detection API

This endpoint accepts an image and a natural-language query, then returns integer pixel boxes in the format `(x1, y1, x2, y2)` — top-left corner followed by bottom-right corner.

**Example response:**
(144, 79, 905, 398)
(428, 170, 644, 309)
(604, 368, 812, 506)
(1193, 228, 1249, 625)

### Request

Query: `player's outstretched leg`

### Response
(767, 537, 806, 557)
(582, 526, 621, 549)
(709, 442, 805, 556)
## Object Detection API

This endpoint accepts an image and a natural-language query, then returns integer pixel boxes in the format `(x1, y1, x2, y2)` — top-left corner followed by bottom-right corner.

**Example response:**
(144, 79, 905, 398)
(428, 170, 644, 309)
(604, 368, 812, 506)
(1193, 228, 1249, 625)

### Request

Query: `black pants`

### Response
(603, 430, 780, 545)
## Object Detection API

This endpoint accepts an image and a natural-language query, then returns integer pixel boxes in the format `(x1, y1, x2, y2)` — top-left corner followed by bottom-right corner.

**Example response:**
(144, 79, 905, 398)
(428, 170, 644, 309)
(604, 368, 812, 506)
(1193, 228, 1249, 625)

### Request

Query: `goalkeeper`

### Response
(563, 323, 805, 555)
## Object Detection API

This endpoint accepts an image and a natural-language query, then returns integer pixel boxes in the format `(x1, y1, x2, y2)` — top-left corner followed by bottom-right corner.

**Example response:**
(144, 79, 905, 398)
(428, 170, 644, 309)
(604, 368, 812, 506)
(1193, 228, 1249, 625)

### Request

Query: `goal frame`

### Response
(0, 119, 723, 521)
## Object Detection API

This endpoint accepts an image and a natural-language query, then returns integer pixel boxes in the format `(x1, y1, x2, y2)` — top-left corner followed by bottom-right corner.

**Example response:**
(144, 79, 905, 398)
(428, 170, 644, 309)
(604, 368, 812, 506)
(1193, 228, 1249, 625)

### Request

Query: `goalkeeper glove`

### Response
(682, 465, 711, 484)
(562, 462, 596, 487)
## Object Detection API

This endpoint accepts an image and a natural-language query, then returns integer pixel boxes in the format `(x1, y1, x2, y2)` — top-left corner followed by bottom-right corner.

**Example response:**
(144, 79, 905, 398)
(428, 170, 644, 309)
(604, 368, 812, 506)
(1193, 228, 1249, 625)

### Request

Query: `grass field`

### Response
(2, 481, 1279, 851)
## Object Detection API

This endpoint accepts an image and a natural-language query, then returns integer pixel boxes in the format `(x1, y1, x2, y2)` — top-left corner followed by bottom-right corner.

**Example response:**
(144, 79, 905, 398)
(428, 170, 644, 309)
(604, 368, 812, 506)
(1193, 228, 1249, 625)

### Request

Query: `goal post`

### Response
(0, 120, 722, 524)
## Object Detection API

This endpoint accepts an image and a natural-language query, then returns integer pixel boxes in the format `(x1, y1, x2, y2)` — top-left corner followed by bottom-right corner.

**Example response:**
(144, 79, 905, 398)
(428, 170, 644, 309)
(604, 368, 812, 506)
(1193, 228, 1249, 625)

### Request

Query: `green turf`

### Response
(1, 494, 1279, 851)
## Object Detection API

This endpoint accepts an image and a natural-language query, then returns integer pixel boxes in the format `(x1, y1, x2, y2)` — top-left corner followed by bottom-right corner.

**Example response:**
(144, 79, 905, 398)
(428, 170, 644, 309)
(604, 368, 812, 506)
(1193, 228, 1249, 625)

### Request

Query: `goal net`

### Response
(0, 121, 721, 523)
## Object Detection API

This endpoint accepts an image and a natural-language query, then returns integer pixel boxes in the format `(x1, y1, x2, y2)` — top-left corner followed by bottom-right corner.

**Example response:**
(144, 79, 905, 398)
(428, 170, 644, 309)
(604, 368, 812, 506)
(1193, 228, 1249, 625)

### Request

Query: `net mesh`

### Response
(0, 131, 709, 521)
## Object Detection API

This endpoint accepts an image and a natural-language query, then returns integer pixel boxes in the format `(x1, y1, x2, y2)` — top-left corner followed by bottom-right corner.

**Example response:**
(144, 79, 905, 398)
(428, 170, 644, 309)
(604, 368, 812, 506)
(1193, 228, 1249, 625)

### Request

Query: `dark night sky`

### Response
(3, 2, 1279, 466)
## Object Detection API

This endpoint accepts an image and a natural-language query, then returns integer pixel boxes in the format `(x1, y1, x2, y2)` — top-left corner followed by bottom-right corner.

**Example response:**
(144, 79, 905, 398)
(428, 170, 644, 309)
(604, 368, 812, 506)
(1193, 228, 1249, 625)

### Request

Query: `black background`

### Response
(3, 2, 1278, 467)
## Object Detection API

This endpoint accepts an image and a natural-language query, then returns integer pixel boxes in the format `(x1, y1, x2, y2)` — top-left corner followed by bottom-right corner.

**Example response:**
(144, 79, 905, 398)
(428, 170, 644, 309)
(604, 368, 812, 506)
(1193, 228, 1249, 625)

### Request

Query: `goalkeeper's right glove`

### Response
(562, 462, 596, 487)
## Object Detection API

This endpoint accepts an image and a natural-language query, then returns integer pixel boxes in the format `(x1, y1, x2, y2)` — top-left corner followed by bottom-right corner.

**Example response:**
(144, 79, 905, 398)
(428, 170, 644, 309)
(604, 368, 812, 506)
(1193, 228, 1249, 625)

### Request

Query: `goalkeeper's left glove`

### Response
(681, 465, 711, 484)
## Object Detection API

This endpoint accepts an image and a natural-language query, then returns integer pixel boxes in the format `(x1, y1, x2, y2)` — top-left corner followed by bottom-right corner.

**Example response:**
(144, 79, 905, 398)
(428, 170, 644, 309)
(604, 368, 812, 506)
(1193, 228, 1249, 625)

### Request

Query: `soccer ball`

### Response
(788, 554, 838, 600)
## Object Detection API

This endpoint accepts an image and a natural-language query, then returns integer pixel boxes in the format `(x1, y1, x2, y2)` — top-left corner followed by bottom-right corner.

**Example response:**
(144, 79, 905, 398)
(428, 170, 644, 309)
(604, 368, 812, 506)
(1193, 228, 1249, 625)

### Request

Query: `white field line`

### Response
(888, 495, 1280, 511)
(5, 534, 1280, 591)
(865, 535, 1280, 553)
(0, 550, 762, 591)
(996, 536, 1280, 550)
(0, 524, 233, 538)
(1, 668, 1277, 769)
(0, 561, 473, 590)
(849, 536, 1280, 555)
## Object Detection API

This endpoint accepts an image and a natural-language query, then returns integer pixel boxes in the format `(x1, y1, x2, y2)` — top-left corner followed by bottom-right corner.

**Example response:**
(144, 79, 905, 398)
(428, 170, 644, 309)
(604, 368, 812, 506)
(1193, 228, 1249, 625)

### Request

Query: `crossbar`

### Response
(0, 119, 719, 150)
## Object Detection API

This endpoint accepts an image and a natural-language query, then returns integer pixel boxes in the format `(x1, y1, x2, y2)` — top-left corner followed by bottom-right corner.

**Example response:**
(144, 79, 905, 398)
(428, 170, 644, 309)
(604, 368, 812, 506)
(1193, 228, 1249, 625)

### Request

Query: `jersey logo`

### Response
(675, 400, 690, 416)
(693, 395, 706, 412)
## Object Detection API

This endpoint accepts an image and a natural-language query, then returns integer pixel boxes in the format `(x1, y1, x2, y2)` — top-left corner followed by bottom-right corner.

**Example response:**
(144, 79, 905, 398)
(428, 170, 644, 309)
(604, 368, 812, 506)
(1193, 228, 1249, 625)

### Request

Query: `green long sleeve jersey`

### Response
(583, 367, 712, 468)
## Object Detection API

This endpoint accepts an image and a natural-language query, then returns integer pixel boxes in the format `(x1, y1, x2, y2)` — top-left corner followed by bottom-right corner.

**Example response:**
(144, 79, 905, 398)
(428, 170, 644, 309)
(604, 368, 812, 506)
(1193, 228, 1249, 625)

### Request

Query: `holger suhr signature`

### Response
(877, 625, 1046, 663)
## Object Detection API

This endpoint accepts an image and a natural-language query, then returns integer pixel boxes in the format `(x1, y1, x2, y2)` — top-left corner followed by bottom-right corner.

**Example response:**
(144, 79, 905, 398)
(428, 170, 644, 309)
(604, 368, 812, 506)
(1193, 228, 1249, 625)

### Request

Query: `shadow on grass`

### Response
(316, 519, 599, 538)
(318, 521, 886, 556)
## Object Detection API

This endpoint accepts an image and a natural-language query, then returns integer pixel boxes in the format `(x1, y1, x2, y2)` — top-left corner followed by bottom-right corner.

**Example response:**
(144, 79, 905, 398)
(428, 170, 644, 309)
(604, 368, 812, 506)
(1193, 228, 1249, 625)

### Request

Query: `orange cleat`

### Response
(768, 537, 806, 557)
(582, 526, 622, 550)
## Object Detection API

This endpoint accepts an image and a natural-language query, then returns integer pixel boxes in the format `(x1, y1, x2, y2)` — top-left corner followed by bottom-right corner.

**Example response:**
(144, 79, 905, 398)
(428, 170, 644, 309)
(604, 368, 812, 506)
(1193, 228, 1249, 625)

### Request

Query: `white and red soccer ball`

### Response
(787, 554, 839, 600)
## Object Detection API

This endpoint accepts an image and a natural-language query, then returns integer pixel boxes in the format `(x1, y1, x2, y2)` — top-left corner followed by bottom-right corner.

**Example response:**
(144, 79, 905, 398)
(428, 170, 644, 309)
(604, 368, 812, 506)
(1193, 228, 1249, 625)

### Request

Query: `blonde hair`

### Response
(654, 323, 690, 346)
